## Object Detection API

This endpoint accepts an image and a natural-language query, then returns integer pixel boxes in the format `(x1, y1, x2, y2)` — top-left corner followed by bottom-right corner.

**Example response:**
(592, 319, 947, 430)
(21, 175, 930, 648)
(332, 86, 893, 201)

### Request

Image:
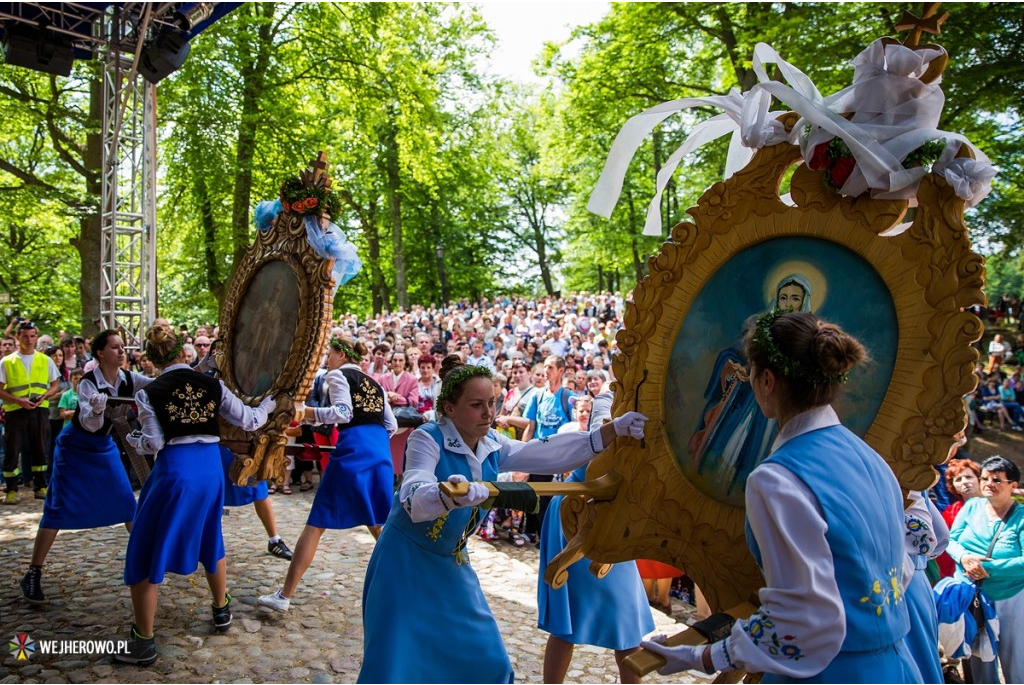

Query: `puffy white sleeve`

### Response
(711, 463, 845, 678)
(382, 398, 397, 437)
(75, 376, 105, 434)
(218, 381, 272, 431)
(129, 370, 155, 390)
(126, 389, 164, 455)
(496, 429, 601, 474)
(902, 491, 950, 587)
(313, 369, 353, 425)
(398, 429, 449, 523)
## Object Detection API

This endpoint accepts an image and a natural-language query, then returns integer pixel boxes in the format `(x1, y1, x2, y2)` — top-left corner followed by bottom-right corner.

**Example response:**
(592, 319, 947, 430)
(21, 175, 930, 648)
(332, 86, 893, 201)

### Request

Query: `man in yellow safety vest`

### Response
(0, 321, 60, 505)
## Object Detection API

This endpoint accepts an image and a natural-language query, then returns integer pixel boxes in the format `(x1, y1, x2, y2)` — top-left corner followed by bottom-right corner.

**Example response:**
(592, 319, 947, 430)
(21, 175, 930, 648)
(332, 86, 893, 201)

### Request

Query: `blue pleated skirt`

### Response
(40, 424, 136, 530)
(537, 495, 654, 649)
(123, 441, 225, 585)
(307, 423, 391, 529)
(219, 446, 268, 507)
(358, 523, 514, 684)
(904, 570, 942, 683)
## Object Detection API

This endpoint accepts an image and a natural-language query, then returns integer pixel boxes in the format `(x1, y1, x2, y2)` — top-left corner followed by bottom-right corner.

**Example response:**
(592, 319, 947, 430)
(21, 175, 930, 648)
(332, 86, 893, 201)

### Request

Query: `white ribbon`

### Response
(589, 39, 997, 236)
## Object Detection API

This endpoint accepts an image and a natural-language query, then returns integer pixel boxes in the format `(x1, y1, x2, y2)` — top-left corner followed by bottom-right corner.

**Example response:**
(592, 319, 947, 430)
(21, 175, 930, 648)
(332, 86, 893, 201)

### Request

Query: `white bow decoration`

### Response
(589, 39, 996, 237)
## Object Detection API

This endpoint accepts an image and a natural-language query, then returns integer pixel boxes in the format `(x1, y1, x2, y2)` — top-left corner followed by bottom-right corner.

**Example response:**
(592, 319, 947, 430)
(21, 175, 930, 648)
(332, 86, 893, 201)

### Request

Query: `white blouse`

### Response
(399, 417, 604, 523)
(76, 368, 154, 433)
(712, 405, 848, 678)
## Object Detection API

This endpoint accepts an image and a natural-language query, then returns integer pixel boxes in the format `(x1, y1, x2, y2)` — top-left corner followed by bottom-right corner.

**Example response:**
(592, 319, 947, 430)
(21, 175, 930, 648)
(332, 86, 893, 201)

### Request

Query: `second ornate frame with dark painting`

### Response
(216, 153, 338, 486)
(547, 113, 986, 615)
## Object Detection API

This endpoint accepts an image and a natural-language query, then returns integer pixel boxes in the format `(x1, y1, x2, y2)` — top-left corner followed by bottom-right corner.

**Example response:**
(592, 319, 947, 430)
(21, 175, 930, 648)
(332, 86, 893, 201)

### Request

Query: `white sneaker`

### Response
(257, 590, 291, 612)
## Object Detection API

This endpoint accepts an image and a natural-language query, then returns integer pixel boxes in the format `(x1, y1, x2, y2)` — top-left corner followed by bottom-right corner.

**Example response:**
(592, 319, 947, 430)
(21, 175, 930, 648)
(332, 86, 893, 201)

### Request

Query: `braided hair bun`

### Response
(813, 323, 866, 380)
(144, 324, 184, 367)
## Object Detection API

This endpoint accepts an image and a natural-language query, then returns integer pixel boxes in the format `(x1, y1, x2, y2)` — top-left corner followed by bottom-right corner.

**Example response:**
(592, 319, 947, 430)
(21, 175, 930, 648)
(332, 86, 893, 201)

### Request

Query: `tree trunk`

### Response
(229, 3, 276, 288)
(385, 118, 408, 310)
(74, 77, 104, 336)
(198, 176, 225, 303)
(338, 189, 388, 315)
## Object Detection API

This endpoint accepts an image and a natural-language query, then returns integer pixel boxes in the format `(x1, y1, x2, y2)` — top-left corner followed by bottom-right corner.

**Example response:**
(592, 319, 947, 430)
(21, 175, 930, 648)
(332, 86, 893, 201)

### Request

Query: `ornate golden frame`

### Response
(216, 157, 337, 485)
(549, 119, 985, 611)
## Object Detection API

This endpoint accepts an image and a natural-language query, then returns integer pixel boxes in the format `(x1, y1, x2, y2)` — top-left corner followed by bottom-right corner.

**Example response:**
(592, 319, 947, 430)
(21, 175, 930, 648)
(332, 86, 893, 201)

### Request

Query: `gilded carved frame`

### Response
(549, 119, 985, 611)
(216, 158, 337, 485)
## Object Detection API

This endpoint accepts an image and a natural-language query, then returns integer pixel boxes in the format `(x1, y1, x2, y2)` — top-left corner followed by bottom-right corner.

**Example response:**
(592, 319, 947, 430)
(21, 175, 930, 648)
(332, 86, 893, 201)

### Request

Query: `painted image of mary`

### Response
(687, 273, 812, 495)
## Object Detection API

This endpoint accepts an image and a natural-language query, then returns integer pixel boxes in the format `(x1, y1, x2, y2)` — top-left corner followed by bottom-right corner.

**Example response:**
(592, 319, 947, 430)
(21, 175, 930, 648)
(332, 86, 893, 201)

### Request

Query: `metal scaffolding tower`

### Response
(98, 8, 157, 350)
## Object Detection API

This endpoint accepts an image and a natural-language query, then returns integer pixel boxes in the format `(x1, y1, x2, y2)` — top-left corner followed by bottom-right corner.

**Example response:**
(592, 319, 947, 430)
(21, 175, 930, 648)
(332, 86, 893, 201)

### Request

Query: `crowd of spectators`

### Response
(1, 292, 628, 502)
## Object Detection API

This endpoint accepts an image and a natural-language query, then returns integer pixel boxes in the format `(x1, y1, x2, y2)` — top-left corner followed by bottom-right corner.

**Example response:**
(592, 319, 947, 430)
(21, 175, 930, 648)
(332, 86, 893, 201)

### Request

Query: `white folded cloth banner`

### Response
(588, 39, 997, 236)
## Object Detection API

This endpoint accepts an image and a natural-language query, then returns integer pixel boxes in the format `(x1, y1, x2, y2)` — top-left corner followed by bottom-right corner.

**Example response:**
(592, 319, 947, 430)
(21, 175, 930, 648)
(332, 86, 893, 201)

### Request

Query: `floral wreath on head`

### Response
(146, 332, 184, 366)
(279, 177, 342, 218)
(753, 309, 849, 387)
(437, 365, 493, 408)
(329, 337, 362, 363)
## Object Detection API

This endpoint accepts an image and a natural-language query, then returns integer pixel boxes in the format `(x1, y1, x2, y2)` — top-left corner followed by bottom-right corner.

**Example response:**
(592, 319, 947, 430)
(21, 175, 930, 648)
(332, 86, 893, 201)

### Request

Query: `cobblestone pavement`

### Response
(1, 488, 711, 684)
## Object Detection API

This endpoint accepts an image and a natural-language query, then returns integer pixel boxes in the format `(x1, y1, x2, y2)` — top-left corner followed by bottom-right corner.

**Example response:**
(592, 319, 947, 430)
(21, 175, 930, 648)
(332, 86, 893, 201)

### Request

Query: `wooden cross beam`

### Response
(896, 3, 949, 47)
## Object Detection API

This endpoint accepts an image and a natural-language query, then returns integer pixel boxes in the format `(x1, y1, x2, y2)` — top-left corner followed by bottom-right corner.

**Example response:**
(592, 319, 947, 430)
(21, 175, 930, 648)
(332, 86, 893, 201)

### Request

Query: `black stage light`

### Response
(1, 23, 74, 77)
(138, 31, 191, 84)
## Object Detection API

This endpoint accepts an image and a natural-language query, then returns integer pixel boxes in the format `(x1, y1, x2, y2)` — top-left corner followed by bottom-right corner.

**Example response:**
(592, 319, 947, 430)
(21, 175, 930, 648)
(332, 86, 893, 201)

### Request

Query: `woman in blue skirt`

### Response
(19, 330, 154, 605)
(259, 337, 395, 613)
(642, 311, 921, 683)
(114, 324, 276, 666)
(219, 445, 293, 560)
(357, 355, 648, 684)
(538, 387, 654, 683)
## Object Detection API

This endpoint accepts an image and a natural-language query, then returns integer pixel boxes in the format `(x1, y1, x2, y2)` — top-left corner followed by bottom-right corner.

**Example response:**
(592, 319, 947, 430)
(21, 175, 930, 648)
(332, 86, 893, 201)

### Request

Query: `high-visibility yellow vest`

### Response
(2, 352, 51, 411)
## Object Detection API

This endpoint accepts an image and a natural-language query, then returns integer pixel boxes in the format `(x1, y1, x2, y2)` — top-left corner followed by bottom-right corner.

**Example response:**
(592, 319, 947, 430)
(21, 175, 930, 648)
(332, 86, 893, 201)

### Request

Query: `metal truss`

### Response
(98, 7, 157, 351)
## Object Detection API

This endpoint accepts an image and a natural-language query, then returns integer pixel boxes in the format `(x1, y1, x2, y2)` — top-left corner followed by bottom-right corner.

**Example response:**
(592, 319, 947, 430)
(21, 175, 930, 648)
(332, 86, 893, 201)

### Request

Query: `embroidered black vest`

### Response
(72, 369, 135, 436)
(338, 367, 386, 430)
(145, 369, 223, 441)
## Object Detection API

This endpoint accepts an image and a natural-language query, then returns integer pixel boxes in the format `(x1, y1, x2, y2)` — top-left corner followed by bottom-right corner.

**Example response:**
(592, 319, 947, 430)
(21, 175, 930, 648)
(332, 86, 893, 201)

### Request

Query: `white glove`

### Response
(613, 411, 648, 440)
(640, 636, 710, 676)
(446, 474, 490, 507)
(88, 392, 108, 414)
(259, 395, 277, 414)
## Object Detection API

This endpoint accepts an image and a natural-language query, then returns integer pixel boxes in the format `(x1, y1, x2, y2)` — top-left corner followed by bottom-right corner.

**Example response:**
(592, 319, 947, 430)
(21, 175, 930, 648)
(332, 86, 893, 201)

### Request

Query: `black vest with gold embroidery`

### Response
(337, 367, 386, 430)
(145, 369, 223, 440)
(72, 369, 135, 435)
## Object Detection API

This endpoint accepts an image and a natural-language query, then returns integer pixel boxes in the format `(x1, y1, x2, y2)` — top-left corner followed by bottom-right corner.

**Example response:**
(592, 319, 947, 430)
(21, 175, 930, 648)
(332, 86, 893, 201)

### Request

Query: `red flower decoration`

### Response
(808, 143, 830, 171)
(304, 197, 319, 210)
(830, 157, 856, 187)
(281, 201, 291, 212)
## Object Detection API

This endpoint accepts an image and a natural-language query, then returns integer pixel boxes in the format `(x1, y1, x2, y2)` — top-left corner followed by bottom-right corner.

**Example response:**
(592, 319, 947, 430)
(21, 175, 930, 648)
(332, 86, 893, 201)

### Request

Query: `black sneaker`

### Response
(20, 567, 45, 605)
(114, 625, 156, 666)
(268, 539, 293, 560)
(212, 593, 232, 632)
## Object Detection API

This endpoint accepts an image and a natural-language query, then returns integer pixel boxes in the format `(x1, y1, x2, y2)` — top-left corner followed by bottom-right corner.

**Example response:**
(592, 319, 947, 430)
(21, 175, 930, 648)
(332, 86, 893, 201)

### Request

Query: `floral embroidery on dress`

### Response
(426, 513, 448, 542)
(166, 383, 217, 424)
(352, 377, 384, 413)
(859, 566, 903, 616)
(905, 515, 933, 555)
(745, 612, 803, 660)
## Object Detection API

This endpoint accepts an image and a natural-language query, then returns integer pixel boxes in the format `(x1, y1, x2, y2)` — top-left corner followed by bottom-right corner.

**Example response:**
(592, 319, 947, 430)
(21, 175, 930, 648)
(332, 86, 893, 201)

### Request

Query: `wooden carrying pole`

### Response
(438, 471, 623, 500)
(623, 602, 758, 679)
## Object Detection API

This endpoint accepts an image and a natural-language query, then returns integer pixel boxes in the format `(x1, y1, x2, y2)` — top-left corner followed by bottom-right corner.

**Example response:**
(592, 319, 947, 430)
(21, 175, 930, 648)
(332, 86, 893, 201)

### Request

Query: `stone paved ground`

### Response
(1, 488, 710, 684)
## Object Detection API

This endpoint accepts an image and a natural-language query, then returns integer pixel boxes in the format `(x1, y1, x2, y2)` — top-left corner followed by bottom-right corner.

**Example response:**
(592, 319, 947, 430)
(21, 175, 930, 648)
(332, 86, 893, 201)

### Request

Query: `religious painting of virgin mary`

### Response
(231, 259, 301, 397)
(665, 236, 898, 507)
